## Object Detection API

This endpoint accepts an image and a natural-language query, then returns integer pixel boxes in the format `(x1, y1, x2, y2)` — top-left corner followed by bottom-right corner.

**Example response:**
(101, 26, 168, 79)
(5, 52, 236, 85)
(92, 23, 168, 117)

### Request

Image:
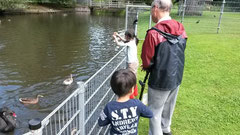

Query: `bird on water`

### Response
(19, 95, 44, 104)
(63, 74, 73, 85)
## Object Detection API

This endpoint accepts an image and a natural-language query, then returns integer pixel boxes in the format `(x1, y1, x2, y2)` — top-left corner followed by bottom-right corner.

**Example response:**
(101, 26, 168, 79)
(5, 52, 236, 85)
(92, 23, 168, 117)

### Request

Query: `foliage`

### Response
(144, 0, 152, 5)
(136, 10, 240, 134)
(0, 0, 22, 10)
(0, 0, 76, 10)
(49, 0, 76, 6)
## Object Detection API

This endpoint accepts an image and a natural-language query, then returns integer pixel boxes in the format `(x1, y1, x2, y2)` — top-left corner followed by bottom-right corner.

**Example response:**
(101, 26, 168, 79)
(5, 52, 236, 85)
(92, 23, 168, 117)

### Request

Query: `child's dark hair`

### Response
(110, 69, 136, 97)
(124, 29, 139, 45)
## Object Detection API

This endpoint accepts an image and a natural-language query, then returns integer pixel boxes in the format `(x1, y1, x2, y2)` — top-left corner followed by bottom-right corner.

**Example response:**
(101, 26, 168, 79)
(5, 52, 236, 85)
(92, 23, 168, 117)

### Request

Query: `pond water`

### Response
(0, 12, 124, 134)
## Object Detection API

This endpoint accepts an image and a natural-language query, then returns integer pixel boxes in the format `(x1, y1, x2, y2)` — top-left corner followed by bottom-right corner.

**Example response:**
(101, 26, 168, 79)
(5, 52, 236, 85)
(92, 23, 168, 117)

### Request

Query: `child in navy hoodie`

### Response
(98, 69, 153, 135)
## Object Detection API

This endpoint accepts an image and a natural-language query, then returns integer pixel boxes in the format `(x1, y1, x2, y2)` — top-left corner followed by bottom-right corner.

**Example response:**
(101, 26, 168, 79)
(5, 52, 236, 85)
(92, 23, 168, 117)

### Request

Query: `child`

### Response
(113, 29, 139, 99)
(98, 69, 153, 135)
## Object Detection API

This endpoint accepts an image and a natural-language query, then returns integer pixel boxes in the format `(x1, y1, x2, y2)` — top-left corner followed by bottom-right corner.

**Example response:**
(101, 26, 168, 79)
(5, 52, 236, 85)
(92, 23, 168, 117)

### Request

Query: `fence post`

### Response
(134, 11, 139, 36)
(181, 0, 187, 23)
(23, 118, 42, 135)
(125, 5, 128, 30)
(89, 0, 92, 7)
(217, 0, 226, 34)
(149, 12, 152, 29)
(77, 81, 85, 135)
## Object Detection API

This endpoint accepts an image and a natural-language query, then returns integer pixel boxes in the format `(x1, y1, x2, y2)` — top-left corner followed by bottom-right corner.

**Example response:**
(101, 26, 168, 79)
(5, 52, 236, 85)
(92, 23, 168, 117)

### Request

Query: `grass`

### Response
(136, 10, 240, 135)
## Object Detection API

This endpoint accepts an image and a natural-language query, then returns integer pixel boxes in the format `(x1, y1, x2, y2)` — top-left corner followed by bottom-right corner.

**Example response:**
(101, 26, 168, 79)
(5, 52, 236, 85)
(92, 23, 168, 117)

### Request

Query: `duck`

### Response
(19, 95, 44, 104)
(71, 128, 77, 135)
(63, 13, 68, 17)
(63, 74, 73, 85)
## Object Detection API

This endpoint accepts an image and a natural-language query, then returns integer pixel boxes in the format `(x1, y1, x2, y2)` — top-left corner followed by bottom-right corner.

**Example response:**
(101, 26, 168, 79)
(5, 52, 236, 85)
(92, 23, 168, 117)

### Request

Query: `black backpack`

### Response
(0, 107, 17, 133)
(147, 27, 187, 90)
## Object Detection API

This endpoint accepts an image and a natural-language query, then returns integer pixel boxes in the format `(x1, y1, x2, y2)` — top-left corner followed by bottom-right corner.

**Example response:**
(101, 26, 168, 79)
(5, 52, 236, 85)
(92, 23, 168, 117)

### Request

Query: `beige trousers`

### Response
(127, 62, 139, 75)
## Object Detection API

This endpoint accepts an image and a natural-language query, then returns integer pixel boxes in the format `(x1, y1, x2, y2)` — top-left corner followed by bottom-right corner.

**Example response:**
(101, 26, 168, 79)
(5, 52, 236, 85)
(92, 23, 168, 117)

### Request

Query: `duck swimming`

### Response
(71, 128, 77, 135)
(19, 95, 44, 104)
(63, 74, 73, 85)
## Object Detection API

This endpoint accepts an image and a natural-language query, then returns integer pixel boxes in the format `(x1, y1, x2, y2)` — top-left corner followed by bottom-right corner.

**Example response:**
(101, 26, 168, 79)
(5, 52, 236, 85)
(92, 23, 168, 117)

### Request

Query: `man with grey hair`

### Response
(141, 0, 187, 135)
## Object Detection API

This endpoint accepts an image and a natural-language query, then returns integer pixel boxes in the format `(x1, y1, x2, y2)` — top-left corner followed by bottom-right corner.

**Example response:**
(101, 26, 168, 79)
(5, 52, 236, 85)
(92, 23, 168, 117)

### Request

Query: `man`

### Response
(141, 0, 187, 135)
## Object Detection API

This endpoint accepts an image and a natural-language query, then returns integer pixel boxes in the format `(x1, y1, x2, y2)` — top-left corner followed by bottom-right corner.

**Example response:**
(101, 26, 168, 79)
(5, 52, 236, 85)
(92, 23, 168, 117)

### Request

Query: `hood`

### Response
(155, 19, 187, 38)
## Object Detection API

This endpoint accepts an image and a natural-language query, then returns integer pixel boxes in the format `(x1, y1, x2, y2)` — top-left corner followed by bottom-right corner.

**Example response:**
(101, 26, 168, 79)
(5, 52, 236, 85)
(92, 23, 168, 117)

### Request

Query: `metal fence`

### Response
(90, 1, 126, 8)
(175, 0, 240, 34)
(123, 1, 240, 36)
(89, 0, 146, 8)
(24, 46, 127, 135)
(83, 46, 126, 135)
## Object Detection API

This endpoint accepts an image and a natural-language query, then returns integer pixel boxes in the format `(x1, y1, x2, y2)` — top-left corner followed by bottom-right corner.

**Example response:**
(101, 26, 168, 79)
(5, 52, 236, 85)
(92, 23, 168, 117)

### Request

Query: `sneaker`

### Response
(163, 132, 172, 135)
(142, 93, 148, 105)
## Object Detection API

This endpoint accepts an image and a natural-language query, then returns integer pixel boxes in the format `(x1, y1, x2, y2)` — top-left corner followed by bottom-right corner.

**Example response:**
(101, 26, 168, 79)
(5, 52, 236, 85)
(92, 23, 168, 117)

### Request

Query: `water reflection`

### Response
(0, 13, 124, 134)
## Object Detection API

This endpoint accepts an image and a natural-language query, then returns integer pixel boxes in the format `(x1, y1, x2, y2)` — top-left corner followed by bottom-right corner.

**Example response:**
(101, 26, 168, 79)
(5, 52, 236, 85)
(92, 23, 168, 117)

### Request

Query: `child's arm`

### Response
(98, 107, 110, 126)
(114, 32, 126, 42)
(139, 101, 153, 118)
(113, 37, 132, 47)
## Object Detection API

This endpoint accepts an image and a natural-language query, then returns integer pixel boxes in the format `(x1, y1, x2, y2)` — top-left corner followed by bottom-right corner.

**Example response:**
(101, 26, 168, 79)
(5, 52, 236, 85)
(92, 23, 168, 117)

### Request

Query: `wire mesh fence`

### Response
(174, 0, 240, 34)
(32, 82, 85, 135)
(84, 46, 127, 135)
(125, 5, 151, 40)
(134, 0, 240, 36)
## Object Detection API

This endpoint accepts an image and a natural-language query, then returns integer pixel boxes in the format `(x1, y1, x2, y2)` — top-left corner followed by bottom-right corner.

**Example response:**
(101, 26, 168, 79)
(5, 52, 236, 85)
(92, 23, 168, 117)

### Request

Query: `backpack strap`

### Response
(150, 27, 180, 44)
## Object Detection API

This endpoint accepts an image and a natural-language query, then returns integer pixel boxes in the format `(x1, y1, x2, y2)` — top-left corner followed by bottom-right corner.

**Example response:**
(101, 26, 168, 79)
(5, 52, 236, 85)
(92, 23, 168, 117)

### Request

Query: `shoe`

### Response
(163, 132, 172, 135)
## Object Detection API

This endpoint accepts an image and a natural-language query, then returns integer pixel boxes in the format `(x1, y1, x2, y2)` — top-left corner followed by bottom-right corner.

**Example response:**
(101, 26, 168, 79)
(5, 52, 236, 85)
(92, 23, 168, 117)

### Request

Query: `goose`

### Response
(19, 95, 44, 104)
(63, 74, 73, 85)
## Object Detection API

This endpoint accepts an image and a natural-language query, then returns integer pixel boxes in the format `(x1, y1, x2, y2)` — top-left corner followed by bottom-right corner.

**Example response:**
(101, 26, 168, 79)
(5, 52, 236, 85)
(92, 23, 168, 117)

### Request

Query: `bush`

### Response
(0, 0, 22, 10)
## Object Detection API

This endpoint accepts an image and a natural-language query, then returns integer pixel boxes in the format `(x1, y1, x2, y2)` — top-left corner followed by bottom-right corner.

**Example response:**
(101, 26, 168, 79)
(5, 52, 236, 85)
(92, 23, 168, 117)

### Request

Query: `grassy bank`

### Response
(136, 11, 240, 135)
(0, 1, 77, 14)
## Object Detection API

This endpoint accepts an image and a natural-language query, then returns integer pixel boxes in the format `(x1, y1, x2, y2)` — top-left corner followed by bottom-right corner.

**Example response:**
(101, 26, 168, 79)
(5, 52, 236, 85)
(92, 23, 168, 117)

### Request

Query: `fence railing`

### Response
(89, 0, 146, 8)
(90, 1, 125, 8)
(24, 46, 127, 135)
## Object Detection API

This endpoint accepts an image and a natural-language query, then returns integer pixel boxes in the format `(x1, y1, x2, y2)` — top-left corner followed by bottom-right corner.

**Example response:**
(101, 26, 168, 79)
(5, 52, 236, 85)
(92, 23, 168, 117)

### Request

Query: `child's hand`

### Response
(113, 32, 118, 36)
(112, 35, 117, 43)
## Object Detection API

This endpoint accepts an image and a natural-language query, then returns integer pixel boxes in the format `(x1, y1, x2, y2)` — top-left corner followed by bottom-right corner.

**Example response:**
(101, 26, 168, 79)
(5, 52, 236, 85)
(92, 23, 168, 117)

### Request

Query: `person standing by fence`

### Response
(141, 0, 187, 135)
(113, 29, 139, 99)
(98, 69, 153, 134)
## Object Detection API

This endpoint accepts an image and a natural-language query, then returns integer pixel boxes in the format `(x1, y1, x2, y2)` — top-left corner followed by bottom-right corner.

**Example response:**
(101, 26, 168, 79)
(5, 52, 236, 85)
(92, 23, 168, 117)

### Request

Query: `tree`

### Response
(0, 0, 20, 11)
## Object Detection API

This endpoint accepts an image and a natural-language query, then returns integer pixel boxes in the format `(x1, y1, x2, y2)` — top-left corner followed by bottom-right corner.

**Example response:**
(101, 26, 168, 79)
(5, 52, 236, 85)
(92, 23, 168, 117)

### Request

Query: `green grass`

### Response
(136, 11, 240, 135)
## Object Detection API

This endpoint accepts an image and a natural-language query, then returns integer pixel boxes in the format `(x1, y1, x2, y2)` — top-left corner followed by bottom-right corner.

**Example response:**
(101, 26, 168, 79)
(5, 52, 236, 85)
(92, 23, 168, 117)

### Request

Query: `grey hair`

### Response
(151, 0, 172, 12)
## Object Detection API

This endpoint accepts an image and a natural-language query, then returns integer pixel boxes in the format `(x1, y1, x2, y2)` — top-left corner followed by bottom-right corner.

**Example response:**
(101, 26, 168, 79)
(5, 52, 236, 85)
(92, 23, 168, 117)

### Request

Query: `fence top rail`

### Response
(126, 5, 151, 8)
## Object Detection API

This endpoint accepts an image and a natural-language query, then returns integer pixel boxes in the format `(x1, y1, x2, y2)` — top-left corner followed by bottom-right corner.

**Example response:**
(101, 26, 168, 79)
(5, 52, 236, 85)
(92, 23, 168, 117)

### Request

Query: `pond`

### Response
(0, 12, 125, 134)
